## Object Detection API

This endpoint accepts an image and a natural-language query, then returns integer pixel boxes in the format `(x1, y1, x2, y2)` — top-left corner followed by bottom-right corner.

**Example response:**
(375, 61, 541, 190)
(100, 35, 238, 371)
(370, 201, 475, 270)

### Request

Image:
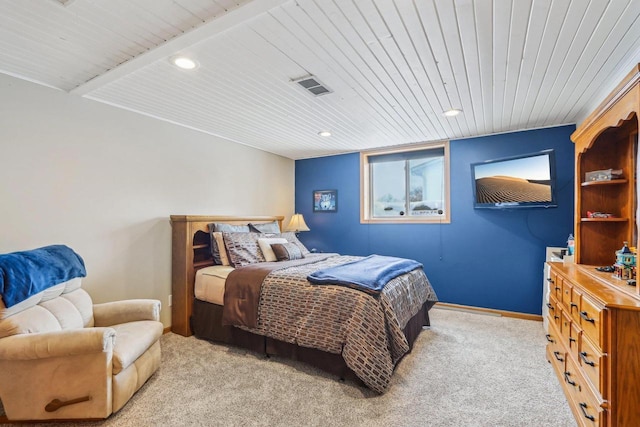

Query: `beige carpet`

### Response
(3, 307, 575, 426)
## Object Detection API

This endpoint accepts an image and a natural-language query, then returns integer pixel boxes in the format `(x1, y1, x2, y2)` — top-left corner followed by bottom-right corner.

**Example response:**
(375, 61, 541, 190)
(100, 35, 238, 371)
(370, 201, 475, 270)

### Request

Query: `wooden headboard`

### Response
(170, 215, 284, 336)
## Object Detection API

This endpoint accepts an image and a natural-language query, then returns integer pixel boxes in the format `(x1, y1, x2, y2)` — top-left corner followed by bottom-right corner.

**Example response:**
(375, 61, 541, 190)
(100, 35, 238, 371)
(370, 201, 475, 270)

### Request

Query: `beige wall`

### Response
(0, 74, 294, 327)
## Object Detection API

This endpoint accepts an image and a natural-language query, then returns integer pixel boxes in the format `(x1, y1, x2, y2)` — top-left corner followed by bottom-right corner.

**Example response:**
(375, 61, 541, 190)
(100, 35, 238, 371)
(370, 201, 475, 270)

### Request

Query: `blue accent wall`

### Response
(294, 125, 575, 315)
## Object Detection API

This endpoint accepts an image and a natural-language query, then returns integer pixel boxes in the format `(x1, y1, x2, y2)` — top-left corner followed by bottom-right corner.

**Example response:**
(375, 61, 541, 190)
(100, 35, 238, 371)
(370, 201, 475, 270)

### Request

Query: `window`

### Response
(361, 141, 450, 223)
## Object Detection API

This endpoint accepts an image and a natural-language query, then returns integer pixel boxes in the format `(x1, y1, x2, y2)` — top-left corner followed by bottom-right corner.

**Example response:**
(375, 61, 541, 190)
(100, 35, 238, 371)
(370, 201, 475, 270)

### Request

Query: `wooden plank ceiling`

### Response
(0, 0, 639, 159)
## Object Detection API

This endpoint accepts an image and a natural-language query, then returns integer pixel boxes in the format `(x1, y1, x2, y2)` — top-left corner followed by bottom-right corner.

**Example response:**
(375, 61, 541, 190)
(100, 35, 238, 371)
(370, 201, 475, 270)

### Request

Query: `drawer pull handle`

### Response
(546, 303, 554, 310)
(580, 311, 595, 323)
(579, 402, 595, 421)
(570, 302, 578, 309)
(555, 286, 561, 291)
(569, 337, 576, 344)
(553, 351, 564, 362)
(545, 334, 554, 343)
(564, 371, 577, 387)
(580, 351, 596, 367)
(554, 315, 560, 320)
(547, 278, 554, 283)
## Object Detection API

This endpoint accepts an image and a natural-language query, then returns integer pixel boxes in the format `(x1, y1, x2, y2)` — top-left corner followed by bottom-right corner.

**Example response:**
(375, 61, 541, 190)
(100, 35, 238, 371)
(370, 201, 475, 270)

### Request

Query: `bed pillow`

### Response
(213, 223, 250, 233)
(279, 232, 311, 256)
(223, 232, 266, 267)
(258, 237, 288, 262)
(249, 221, 281, 234)
(271, 243, 304, 261)
(205, 228, 227, 265)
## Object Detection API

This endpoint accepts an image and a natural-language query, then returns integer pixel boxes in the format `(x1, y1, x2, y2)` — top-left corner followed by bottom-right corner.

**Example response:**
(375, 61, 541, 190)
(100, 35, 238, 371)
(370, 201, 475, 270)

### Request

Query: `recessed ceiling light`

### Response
(318, 131, 332, 137)
(171, 56, 198, 70)
(443, 109, 462, 117)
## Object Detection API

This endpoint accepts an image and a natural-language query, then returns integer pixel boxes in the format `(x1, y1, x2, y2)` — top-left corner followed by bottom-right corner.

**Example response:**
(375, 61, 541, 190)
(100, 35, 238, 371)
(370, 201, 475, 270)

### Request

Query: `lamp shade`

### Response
(285, 213, 310, 232)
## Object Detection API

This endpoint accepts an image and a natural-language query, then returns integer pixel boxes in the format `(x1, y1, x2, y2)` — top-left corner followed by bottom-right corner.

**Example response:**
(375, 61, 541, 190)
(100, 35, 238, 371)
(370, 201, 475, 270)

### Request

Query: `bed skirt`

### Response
(191, 298, 433, 385)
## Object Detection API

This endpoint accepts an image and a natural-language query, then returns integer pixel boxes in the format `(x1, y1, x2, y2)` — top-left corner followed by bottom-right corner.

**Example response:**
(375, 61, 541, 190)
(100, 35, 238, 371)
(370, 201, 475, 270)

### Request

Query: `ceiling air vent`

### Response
(292, 75, 332, 97)
(49, 0, 76, 6)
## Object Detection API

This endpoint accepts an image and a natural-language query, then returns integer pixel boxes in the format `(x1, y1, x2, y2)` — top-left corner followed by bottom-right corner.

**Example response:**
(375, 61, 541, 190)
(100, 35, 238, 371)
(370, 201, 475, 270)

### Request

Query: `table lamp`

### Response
(285, 213, 310, 235)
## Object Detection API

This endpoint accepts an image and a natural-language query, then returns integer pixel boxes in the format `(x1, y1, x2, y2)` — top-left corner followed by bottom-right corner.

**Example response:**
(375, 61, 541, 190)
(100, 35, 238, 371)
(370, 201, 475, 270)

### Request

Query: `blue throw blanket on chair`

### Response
(0, 245, 86, 308)
(307, 255, 422, 295)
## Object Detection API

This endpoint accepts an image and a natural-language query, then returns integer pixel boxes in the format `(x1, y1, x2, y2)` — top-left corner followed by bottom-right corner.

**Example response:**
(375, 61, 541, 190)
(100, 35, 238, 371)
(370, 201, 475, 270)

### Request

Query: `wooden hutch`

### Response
(546, 64, 640, 426)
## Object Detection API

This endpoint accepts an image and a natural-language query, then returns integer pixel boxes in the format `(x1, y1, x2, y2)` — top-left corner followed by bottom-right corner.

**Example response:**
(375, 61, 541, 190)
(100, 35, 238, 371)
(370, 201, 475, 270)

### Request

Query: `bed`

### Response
(170, 215, 438, 393)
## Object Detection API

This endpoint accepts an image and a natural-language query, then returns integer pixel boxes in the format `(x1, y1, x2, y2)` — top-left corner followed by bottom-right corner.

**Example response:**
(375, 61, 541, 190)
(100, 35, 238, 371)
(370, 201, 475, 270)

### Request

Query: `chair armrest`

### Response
(0, 328, 116, 361)
(93, 299, 161, 326)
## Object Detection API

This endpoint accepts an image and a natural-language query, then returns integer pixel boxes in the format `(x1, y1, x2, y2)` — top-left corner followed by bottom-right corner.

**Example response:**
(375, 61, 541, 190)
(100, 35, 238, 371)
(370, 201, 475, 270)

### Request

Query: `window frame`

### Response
(360, 141, 451, 224)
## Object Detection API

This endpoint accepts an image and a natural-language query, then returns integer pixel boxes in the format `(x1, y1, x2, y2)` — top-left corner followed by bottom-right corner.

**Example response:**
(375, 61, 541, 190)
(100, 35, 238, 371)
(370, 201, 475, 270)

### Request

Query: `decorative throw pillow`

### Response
(223, 232, 266, 267)
(258, 237, 288, 262)
(209, 223, 250, 265)
(271, 242, 304, 261)
(207, 225, 222, 265)
(212, 232, 230, 266)
(249, 221, 281, 234)
(279, 232, 311, 255)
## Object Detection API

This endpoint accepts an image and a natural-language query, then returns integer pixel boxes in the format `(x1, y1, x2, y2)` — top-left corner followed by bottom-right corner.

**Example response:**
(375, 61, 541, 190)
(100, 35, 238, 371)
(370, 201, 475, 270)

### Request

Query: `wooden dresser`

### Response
(546, 63, 639, 426)
(546, 262, 640, 426)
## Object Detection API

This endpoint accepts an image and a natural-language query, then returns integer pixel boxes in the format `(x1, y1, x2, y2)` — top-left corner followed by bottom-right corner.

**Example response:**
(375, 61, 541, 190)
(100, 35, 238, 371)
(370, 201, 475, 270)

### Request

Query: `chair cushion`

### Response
(0, 305, 61, 338)
(111, 320, 163, 374)
(0, 287, 93, 339)
(39, 297, 84, 330)
(0, 277, 82, 320)
(62, 288, 94, 327)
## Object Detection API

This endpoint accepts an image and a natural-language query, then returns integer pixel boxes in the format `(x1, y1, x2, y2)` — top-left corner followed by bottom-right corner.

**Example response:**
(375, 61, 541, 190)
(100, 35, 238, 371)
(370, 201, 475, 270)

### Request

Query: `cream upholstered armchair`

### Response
(0, 246, 163, 421)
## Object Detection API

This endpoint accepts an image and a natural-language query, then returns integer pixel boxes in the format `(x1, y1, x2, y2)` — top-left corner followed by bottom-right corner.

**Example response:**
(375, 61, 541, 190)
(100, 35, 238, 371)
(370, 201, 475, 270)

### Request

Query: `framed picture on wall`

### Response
(313, 190, 337, 212)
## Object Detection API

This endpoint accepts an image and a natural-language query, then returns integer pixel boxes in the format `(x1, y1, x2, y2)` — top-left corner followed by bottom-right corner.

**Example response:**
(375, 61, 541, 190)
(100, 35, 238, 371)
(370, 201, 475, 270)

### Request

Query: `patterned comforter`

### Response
(228, 254, 438, 393)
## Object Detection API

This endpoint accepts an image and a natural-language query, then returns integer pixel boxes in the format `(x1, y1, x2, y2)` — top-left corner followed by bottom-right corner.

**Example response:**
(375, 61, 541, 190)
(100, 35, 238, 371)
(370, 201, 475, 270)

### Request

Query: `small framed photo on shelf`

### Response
(313, 189, 337, 213)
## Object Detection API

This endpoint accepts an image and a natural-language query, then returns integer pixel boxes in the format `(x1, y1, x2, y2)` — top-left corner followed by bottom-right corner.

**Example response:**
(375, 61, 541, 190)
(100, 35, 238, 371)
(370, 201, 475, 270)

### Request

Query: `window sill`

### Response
(360, 217, 450, 224)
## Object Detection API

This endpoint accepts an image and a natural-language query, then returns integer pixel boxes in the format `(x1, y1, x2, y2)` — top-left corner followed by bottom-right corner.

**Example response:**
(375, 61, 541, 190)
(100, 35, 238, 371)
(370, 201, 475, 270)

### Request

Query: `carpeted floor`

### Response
(2, 307, 575, 427)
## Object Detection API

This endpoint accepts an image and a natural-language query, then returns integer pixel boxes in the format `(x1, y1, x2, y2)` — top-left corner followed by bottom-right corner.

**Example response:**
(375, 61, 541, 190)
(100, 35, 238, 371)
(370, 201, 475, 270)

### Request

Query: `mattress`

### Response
(194, 265, 234, 305)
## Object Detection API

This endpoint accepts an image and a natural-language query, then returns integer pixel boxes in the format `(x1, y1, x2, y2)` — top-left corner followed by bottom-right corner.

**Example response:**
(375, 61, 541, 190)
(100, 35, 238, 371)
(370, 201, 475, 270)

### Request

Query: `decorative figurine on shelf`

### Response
(613, 241, 636, 280)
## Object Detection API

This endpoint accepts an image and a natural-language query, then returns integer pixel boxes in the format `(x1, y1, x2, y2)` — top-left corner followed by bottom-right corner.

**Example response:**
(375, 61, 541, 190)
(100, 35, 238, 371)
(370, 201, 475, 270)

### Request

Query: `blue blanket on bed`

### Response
(307, 255, 422, 295)
(0, 245, 86, 308)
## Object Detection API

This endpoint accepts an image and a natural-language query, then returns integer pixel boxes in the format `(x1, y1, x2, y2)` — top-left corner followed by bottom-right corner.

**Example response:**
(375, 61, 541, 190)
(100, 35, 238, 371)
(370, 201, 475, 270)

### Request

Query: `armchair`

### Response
(0, 278, 163, 421)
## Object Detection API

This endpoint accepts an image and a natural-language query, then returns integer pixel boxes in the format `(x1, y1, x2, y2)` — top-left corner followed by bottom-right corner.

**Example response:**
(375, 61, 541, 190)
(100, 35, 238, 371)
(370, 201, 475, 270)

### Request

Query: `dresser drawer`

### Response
(548, 270, 562, 299)
(580, 334, 606, 398)
(569, 321, 581, 361)
(546, 321, 566, 372)
(546, 296, 559, 325)
(580, 296, 604, 351)
(562, 279, 573, 309)
(564, 356, 604, 427)
(560, 310, 572, 348)
(569, 286, 583, 324)
(574, 397, 604, 427)
(549, 294, 562, 330)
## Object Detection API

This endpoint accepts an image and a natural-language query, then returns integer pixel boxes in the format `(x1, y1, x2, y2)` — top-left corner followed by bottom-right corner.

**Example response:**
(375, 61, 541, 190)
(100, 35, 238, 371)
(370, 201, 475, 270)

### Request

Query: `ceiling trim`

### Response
(70, 0, 289, 96)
